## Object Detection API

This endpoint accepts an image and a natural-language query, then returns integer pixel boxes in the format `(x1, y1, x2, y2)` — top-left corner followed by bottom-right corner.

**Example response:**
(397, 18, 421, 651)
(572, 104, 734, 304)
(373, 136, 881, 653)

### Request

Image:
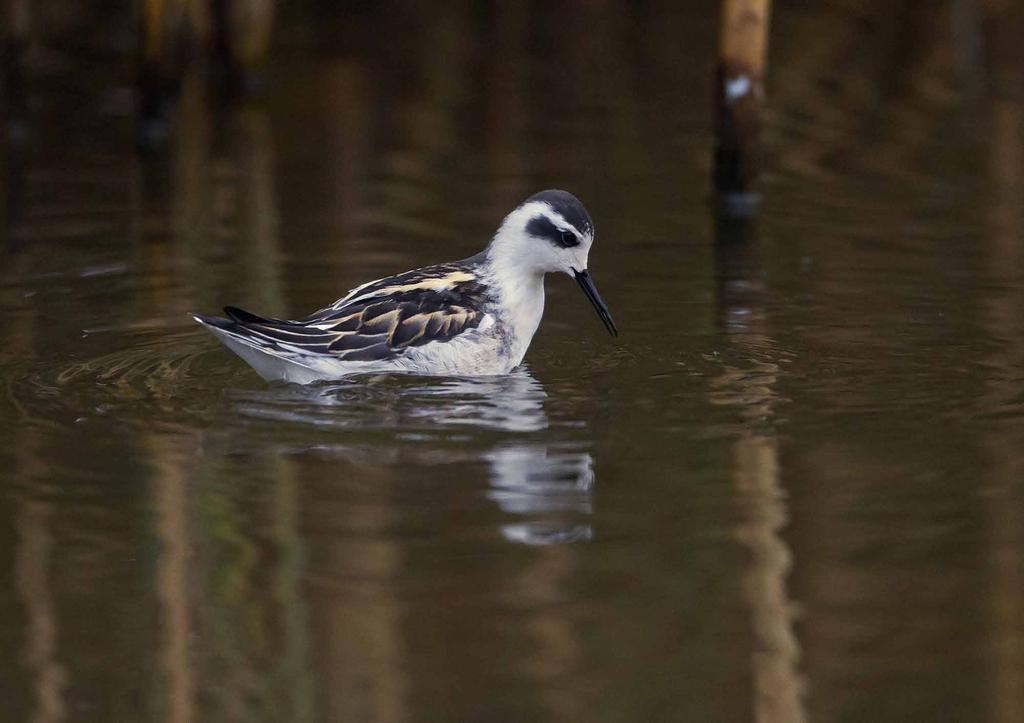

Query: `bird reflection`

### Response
(233, 367, 595, 545)
(405, 368, 549, 433)
(486, 444, 594, 545)
(233, 365, 549, 432)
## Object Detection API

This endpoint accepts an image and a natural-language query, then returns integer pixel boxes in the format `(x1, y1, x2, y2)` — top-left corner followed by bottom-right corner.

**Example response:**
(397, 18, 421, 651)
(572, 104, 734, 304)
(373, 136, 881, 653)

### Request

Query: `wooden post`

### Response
(714, 0, 771, 209)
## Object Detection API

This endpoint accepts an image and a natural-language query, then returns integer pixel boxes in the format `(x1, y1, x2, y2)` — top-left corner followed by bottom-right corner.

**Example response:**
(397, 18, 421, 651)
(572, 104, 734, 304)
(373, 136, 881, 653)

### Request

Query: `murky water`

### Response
(3, 2, 1024, 721)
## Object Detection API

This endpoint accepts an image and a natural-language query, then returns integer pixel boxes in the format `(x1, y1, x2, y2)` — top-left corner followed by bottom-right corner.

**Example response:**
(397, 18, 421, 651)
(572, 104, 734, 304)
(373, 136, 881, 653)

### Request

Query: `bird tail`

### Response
(192, 307, 325, 382)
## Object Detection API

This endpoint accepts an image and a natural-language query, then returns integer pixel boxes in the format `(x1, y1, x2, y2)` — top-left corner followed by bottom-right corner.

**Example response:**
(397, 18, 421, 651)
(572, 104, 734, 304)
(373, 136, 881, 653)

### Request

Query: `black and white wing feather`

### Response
(196, 263, 491, 363)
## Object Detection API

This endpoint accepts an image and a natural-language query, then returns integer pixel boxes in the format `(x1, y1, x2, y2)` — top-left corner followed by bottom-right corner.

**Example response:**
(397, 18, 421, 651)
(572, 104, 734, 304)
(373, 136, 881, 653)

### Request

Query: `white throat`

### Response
(484, 225, 547, 367)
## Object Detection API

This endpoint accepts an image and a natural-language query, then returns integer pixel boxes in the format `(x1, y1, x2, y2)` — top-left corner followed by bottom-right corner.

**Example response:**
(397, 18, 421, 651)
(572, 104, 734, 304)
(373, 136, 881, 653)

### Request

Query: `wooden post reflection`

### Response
(7, 237, 66, 722)
(14, 462, 68, 723)
(269, 455, 316, 722)
(233, 103, 285, 312)
(477, 353, 591, 716)
(733, 435, 804, 723)
(513, 530, 583, 720)
(318, 58, 368, 262)
(984, 44, 1024, 719)
(302, 458, 409, 723)
(714, 213, 806, 722)
(138, 76, 316, 718)
(146, 74, 282, 314)
(168, 71, 216, 304)
(148, 434, 195, 723)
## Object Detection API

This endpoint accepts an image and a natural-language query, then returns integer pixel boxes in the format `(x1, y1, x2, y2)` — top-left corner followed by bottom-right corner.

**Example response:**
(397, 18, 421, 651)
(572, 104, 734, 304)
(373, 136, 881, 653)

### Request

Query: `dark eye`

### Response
(559, 230, 579, 247)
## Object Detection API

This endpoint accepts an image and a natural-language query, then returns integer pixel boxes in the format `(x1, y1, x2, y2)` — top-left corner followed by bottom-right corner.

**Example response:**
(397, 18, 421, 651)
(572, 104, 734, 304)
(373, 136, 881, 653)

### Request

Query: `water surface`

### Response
(2, 2, 1024, 721)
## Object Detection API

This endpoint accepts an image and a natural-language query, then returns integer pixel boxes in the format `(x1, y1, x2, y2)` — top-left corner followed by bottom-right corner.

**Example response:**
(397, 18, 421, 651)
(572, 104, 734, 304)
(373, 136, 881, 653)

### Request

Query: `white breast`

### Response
(479, 259, 546, 370)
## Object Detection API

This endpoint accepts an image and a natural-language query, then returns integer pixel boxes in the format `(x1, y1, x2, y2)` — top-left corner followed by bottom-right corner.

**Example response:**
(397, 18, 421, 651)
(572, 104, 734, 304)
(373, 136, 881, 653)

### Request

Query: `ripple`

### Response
(6, 327, 243, 429)
(5, 328, 557, 436)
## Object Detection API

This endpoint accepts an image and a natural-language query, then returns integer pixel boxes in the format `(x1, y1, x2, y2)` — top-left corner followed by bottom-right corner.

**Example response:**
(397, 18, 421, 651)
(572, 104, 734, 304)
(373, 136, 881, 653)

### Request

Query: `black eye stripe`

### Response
(526, 215, 580, 248)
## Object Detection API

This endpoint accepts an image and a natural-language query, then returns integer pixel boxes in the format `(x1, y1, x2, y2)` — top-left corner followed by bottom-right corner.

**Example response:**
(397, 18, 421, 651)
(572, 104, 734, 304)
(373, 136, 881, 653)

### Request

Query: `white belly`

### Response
(210, 320, 515, 382)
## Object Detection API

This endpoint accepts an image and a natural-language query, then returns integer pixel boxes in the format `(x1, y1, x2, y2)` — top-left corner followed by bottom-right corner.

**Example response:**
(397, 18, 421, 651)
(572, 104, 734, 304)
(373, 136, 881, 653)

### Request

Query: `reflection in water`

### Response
(150, 434, 193, 723)
(233, 367, 549, 433)
(732, 436, 804, 723)
(146, 432, 318, 722)
(409, 372, 549, 433)
(8, 266, 66, 723)
(486, 444, 594, 545)
(713, 212, 806, 721)
(984, 53, 1024, 721)
(233, 368, 595, 546)
(14, 496, 67, 723)
(14, 454, 68, 723)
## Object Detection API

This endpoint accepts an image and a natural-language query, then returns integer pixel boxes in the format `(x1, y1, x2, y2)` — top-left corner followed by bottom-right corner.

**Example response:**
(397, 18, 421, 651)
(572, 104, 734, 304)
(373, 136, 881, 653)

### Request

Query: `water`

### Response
(2, 2, 1024, 721)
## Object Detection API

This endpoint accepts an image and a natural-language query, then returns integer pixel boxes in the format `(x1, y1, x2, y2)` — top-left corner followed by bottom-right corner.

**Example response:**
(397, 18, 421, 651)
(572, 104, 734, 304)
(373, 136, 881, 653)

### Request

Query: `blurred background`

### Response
(1, 1, 1023, 721)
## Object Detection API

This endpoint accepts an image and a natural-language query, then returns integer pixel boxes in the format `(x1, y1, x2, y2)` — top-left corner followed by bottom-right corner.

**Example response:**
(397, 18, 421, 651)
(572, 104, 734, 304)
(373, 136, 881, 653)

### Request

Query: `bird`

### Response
(193, 189, 617, 384)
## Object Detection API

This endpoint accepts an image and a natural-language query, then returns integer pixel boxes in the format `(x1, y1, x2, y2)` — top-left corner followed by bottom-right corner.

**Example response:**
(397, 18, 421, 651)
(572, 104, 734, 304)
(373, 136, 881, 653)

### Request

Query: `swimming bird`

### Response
(193, 189, 617, 383)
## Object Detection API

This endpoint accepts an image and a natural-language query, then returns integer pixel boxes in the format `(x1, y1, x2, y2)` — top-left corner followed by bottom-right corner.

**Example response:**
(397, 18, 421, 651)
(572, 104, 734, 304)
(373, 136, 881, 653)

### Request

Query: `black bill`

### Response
(573, 268, 618, 337)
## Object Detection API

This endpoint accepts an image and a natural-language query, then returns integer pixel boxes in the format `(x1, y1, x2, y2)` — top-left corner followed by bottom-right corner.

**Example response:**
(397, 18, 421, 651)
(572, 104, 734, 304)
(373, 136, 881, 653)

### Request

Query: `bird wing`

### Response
(218, 264, 490, 363)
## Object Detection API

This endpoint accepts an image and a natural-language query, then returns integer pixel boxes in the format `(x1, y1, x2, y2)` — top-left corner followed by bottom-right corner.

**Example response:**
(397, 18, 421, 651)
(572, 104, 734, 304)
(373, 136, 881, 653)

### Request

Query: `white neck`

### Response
(484, 225, 547, 366)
